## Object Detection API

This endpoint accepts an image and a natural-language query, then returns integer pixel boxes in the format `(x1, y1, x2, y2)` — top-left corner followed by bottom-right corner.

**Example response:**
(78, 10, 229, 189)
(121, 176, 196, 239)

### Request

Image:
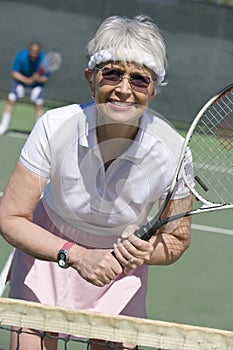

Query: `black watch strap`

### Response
(57, 242, 75, 269)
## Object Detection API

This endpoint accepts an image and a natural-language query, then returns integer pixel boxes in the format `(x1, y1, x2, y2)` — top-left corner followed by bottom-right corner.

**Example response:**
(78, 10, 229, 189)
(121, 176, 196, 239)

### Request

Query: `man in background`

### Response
(0, 41, 50, 135)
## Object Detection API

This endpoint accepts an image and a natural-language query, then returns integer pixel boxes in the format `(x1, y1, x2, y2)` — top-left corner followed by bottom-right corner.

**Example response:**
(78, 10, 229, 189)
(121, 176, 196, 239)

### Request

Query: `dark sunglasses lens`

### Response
(130, 74, 151, 88)
(101, 68, 122, 82)
(100, 68, 152, 89)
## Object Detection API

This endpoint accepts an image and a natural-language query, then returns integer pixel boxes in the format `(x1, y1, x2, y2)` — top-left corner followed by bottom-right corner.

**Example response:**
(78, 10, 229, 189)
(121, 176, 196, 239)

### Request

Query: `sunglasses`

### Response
(95, 67, 155, 91)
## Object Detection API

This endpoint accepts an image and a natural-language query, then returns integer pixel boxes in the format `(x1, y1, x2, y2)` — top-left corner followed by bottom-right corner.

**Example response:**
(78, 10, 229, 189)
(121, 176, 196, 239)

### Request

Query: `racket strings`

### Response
(46, 51, 62, 71)
(212, 89, 233, 151)
(186, 86, 233, 205)
(38, 51, 62, 74)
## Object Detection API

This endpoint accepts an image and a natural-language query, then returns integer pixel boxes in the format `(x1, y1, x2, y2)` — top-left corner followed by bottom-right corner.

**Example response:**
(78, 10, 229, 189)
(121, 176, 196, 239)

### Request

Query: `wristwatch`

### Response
(57, 242, 76, 269)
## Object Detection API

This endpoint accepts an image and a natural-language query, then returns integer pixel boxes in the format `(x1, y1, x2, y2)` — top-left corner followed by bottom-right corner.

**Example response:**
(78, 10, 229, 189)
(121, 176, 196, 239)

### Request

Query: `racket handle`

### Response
(111, 221, 161, 265)
(111, 250, 124, 268)
(134, 221, 160, 241)
(134, 226, 155, 241)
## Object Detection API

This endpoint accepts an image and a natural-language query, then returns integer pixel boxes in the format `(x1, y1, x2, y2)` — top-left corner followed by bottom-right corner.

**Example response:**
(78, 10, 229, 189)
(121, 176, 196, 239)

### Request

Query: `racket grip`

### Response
(111, 221, 160, 265)
(134, 222, 160, 241)
(111, 250, 124, 268)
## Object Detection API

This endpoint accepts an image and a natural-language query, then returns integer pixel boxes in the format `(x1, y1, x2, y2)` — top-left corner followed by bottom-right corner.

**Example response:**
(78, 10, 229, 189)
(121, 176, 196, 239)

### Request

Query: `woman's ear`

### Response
(84, 68, 95, 92)
(149, 86, 157, 103)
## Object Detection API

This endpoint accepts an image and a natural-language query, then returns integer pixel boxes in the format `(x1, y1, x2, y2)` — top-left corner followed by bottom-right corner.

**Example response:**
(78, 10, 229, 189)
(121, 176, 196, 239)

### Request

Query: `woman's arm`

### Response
(148, 195, 192, 265)
(0, 161, 63, 260)
(0, 161, 123, 286)
(113, 195, 192, 268)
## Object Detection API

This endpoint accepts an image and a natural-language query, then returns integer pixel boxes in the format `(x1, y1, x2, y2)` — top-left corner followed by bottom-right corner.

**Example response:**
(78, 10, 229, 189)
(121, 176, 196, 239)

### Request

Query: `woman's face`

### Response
(84, 61, 157, 124)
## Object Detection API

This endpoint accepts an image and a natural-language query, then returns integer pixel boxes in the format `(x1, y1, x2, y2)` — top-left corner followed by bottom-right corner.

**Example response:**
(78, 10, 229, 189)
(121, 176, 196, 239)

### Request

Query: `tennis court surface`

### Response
(0, 100, 232, 349)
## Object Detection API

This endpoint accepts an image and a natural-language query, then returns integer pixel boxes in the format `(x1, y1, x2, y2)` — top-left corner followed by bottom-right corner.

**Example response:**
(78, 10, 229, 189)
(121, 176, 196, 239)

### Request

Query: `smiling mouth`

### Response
(108, 100, 135, 107)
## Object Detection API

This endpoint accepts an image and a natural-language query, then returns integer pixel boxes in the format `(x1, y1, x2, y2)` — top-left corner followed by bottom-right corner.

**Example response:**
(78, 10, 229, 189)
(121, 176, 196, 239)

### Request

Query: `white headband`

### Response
(88, 49, 166, 84)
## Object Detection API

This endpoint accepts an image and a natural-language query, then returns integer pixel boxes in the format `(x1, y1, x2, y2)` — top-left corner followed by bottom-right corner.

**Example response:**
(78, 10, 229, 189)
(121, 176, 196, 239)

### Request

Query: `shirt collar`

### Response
(78, 103, 155, 159)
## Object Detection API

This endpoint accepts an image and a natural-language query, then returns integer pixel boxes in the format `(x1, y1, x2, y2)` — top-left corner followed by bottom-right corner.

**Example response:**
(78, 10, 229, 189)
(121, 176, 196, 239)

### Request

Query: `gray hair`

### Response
(86, 15, 168, 84)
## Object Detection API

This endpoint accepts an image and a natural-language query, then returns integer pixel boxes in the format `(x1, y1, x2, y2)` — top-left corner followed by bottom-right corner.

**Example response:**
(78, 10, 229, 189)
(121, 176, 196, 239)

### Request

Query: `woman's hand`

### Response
(112, 224, 154, 269)
(69, 245, 123, 287)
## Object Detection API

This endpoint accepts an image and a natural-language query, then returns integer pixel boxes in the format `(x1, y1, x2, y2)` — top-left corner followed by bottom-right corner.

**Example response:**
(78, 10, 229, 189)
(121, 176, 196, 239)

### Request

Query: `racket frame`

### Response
(134, 82, 233, 241)
(38, 50, 62, 74)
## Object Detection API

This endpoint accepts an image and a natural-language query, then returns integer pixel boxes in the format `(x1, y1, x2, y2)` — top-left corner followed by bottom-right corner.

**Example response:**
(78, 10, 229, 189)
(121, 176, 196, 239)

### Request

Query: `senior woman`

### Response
(0, 14, 192, 349)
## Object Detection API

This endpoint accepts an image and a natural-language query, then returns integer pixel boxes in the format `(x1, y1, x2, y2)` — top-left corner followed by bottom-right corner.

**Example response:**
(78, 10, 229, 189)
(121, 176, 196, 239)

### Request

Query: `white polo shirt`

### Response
(20, 102, 190, 239)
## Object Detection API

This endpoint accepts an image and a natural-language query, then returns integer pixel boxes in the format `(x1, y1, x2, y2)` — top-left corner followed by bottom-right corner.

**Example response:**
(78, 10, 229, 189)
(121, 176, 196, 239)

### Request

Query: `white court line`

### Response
(195, 163, 233, 175)
(191, 223, 233, 236)
(7, 131, 29, 139)
(0, 250, 14, 297)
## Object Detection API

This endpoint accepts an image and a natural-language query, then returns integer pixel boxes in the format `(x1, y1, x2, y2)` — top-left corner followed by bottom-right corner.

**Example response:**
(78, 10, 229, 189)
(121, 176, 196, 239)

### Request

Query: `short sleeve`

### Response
(20, 104, 81, 178)
(20, 113, 51, 178)
(12, 52, 23, 72)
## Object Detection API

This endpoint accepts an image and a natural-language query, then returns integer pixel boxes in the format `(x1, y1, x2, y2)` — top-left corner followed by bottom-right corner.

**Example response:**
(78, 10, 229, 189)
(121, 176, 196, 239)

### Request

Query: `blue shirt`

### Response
(12, 48, 50, 84)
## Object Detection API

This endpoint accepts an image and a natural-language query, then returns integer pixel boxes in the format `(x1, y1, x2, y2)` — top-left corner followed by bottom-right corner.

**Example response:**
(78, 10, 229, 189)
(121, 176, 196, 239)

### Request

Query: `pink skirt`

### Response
(8, 200, 148, 318)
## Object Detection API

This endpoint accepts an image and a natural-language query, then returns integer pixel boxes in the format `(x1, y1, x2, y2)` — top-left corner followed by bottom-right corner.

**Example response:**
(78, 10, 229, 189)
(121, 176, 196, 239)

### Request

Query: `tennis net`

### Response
(1, 298, 233, 350)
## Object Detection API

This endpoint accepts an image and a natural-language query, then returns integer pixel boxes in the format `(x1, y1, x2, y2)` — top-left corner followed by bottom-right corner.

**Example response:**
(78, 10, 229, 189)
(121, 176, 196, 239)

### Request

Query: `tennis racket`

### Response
(37, 50, 62, 75)
(133, 82, 233, 241)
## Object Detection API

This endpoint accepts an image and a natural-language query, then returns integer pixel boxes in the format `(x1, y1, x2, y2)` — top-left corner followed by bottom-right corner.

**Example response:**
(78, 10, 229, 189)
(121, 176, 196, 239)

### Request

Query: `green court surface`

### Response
(0, 99, 232, 348)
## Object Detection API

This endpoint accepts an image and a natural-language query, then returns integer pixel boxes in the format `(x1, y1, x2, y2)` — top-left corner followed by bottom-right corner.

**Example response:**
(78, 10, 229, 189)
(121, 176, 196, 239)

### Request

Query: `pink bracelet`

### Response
(57, 241, 76, 269)
(60, 241, 76, 251)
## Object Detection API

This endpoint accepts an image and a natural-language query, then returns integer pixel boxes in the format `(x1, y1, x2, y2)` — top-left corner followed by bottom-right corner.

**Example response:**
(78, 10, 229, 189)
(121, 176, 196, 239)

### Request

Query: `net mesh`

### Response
(1, 298, 233, 350)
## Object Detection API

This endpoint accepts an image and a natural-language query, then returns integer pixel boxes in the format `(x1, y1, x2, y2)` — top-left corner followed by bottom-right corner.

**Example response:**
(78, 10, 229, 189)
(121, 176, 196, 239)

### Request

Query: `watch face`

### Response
(58, 250, 69, 268)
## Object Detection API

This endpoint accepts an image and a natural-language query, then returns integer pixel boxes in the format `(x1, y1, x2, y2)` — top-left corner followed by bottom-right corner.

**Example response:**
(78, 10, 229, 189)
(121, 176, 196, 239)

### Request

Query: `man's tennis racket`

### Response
(135, 82, 233, 241)
(37, 50, 62, 75)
